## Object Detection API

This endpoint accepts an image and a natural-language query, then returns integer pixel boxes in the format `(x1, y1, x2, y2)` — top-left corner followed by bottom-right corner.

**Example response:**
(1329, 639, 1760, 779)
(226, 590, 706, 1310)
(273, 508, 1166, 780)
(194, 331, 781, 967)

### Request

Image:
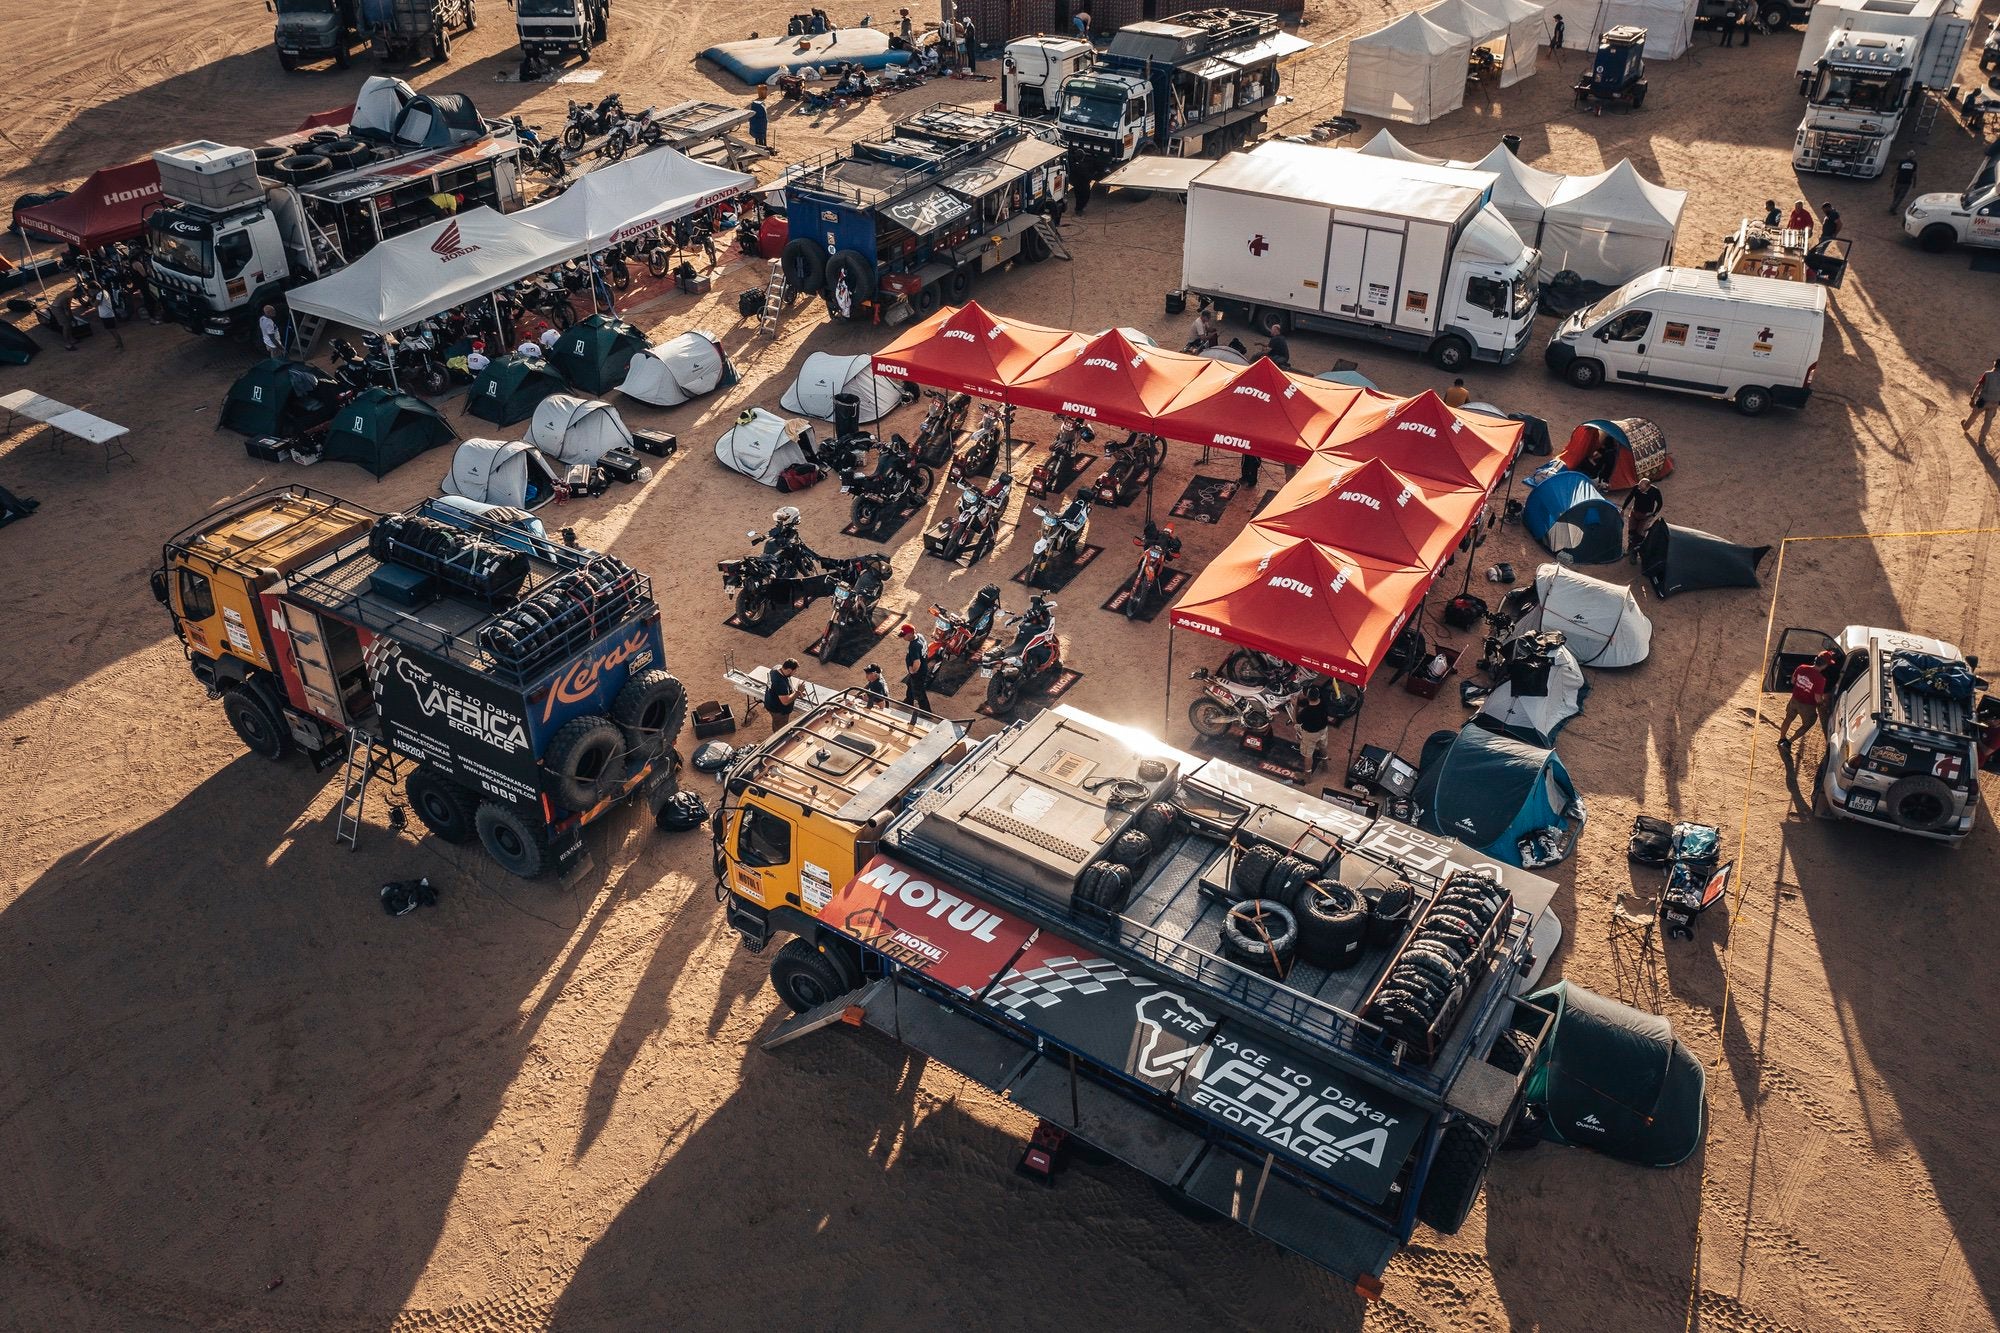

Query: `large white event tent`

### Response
(1461, 143, 1563, 246)
(1539, 159, 1687, 285)
(286, 150, 755, 335)
(1423, 0, 1546, 86)
(1344, 12, 1471, 126)
(1356, 128, 1448, 165)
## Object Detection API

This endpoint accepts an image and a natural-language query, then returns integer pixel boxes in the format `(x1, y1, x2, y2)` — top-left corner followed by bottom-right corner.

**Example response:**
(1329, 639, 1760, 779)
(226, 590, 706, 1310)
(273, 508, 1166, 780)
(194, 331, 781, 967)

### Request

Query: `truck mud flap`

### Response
(1180, 1146, 1402, 1281)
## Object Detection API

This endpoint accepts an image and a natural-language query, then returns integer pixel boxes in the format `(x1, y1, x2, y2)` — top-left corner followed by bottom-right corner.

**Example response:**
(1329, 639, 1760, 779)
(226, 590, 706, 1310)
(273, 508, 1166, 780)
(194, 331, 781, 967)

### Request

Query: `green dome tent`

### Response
(466, 354, 567, 426)
(1522, 981, 1706, 1167)
(322, 388, 456, 479)
(218, 358, 341, 437)
(550, 314, 648, 395)
(0, 322, 38, 366)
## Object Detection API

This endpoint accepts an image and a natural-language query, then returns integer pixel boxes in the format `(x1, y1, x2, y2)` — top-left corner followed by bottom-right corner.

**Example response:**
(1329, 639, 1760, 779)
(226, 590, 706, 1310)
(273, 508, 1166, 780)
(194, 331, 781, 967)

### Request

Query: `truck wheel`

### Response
(1251, 305, 1291, 336)
(1734, 385, 1772, 417)
(771, 938, 852, 1013)
(944, 266, 973, 303)
(579, 34, 593, 62)
(1886, 773, 1954, 831)
(476, 802, 550, 879)
(1220, 899, 1297, 974)
(434, 27, 451, 61)
(1430, 334, 1473, 373)
(1021, 225, 1051, 263)
(913, 282, 939, 316)
(279, 48, 299, 71)
(1566, 358, 1604, 389)
(781, 238, 826, 295)
(546, 714, 626, 812)
(825, 251, 877, 313)
(1230, 843, 1279, 901)
(1416, 1120, 1492, 1234)
(1919, 224, 1956, 253)
(406, 765, 478, 843)
(1188, 698, 1234, 738)
(1629, 82, 1647, 109)
(1759, 3, 1786, 27)
(1295, 880, 1367, 969)
(224, 681, 292, 760)
(1488, 1026, 1538, 1075)
(467, 0, 477, 28)
(612, 668, 686, 760)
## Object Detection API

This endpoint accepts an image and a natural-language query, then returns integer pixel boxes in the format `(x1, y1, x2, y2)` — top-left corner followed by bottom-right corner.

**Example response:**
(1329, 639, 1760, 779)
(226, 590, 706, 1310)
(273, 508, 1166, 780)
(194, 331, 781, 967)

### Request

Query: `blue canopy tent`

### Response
(1524, 468, 1623, 564)
(1413, 723, 1582, 866)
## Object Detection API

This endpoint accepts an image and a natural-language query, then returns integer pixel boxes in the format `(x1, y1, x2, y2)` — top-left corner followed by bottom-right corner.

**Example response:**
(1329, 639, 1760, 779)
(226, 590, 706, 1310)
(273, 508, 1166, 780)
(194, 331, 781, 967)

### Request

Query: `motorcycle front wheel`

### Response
(910, 464, 936, 498)
(1188, 698, 1234, 738)
(562, 125, 586, 151)
(417, 361, 449, 397)
(818, 622, 841, 664)
(850, 496, 879, 533)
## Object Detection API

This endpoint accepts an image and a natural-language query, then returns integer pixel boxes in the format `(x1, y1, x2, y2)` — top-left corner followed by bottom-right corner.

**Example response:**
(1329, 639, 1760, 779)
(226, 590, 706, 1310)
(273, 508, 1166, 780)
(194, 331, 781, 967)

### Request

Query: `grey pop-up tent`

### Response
(441, 438, 562, 509)
(1640, 523, 1771, 600)
(1522, 980, 1706, 1167)
(620, 331, 734, 407)
(1509, 564, 1652, 667)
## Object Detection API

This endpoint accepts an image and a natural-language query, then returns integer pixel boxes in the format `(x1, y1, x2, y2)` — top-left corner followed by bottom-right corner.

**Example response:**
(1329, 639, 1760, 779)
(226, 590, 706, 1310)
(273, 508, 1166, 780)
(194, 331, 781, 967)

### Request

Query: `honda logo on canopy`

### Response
(430, 220, 479, 262)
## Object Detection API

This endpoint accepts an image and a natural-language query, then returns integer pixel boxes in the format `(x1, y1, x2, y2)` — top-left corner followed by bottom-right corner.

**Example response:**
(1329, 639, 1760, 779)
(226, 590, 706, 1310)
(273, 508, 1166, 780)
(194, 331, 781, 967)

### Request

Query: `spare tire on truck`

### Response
(781, 239, 825, 296)
(823, 250, 875, 318)
(1220, 899, 1297, 975)
(1885, 773, 1954, 831)
(546, 713, 626, 812)
(612, 668, 686, 761)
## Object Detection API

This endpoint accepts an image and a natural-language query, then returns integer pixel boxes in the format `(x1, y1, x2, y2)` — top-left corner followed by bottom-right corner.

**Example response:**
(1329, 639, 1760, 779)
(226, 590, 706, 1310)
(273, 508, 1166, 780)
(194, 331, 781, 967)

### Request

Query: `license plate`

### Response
(1848, 794, 1878, 813)
(839, 486, 851, 493)
(979, 668, 994, 678)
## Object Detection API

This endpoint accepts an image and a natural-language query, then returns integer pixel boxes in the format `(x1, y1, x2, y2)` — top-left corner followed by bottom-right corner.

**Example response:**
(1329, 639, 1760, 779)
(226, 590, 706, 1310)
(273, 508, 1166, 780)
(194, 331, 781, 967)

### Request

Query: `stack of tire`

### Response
(1075, 801, 1178, 912)
(371, 513, 530, 603)
(1368, 871, 1510, 1051)
(1221, 844, 1367, 977)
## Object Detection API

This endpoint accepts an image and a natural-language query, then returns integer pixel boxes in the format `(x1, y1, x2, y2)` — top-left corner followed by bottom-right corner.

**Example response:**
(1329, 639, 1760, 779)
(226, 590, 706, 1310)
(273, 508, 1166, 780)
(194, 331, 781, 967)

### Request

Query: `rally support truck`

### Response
(270, 0, 366, 70)
(1792, 0, 1972, 179)
(153, 488, 686, 878)
(716, 695, 1564, 1289)
(777, 104, 1069, 323)
(1769, 625, 1988, 841)
(515, 0, 610, 63)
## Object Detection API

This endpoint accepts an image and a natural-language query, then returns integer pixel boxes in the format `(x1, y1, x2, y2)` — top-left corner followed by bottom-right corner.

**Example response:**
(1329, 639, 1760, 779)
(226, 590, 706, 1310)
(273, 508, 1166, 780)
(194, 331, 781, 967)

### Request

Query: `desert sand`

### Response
(2, 2, 1997, 1329)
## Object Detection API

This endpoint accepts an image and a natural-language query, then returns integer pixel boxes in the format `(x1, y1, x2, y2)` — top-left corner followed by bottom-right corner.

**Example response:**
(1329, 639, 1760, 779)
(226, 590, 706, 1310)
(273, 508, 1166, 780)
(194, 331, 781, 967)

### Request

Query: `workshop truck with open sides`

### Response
(715, 694, 1563, 1292)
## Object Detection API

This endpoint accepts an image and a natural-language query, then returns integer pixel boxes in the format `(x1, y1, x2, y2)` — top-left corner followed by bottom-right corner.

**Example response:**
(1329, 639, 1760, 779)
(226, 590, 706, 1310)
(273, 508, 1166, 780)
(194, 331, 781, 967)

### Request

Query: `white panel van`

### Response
(1543, 267, 1827, 416)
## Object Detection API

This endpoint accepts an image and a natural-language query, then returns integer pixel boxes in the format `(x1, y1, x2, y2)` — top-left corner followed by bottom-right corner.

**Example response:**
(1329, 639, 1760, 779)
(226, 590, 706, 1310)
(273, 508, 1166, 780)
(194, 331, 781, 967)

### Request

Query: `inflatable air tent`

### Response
(1523, 980, 1706, 1166)
(1524, 468, 1625, 564)
(1478, 645, 1588, 746)
(219, 358, 341, 437)
(467, 354, 567, 426)
(322, 389, 455, 478)
(525, 394, 635, 466)
(779, 351, 908, 423)
(1413, 722, 1581, 866)
(1509, 564, 1652, 667)
(715, 408, 812, 487)
(620, 331, 734, 407)
(1560, 418, 1673, 491)
(550, 314, 649, 395)
(1640, 523, 1771, 599)
(441, 438, 562, 509)
(701, 29, 910, 85)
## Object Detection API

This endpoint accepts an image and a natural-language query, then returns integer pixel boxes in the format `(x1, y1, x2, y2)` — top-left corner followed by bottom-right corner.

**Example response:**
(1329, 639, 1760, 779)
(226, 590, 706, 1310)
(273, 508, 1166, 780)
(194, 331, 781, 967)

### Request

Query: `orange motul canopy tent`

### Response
(1255, 454, 1483, 571)
(871, 301, 1078, 400)
(1007, 328, 1211, 434)
(1322, 389, 1520, 492)
(1169, 529, 1432, 685)
(1151, 356, 1365, 465)
(14, 160, 162, 249)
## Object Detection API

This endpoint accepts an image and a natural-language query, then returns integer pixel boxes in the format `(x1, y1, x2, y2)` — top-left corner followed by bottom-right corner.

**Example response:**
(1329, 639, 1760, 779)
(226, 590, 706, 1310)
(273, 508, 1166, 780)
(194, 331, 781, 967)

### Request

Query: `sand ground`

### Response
(2, 2, 1998, 1329)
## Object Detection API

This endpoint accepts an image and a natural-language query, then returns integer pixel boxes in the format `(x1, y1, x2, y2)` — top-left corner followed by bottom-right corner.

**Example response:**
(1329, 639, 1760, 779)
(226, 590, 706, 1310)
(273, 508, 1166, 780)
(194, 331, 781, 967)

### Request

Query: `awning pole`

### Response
(1164, 627, 1174, 738)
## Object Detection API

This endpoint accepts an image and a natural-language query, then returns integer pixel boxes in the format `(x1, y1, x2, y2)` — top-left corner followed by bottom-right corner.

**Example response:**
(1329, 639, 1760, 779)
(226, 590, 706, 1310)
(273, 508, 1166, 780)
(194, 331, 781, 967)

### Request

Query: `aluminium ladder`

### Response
(334, 727, 391, 850)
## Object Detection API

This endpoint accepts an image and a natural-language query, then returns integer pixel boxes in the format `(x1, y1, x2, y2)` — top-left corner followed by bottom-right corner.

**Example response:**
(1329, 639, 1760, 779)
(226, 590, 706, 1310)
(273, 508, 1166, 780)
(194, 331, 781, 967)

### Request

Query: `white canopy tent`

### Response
(1344, 13, 1472, 126)
(1356, 128, 1449, 164)
(1457, 143, 1563, 245)
(521, 149, 755, 248)
(1471, 0, 1547, 85)
(286, 208, 569, 336)
(779, 352, 907, 423)
(1595, 0, 1699, 57)
(441, 438, 562, 509)
(716, 409, 812, 487)
(1479, 645, 1588, 744)
(620, 331, 734, 406)
(1515, 564, 1653, 667)
(524, 395, 635, 465)
(1540, 159, 1686, 285)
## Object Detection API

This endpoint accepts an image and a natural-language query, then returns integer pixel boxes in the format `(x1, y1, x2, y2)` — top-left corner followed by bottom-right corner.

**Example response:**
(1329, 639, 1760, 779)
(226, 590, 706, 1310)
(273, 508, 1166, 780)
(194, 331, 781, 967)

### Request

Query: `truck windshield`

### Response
(1812, 67, 1901, 112)
(273, 0, 335, 11)
(518, 0, 576, 15)
(1061, 91, 1124, 130)
(150, 224, 213, 279)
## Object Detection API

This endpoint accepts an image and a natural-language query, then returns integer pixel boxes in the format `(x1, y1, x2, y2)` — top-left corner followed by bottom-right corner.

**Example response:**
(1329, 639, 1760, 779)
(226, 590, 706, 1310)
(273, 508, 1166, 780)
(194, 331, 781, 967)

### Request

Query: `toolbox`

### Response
(245, 436, 290, 463)
(692, 699, 737, 738)
(599, 447, 645, 483)
(632, 429, 678, 458)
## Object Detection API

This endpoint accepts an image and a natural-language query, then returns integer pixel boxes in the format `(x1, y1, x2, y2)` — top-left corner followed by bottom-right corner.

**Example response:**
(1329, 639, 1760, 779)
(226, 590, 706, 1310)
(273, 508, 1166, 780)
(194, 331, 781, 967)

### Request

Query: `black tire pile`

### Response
(479, 556, 641, 673)
(1076, 801, 1179, 911)
(371, 513, 530, 603)
(1369, 871, 1509, 1047)
(1220, 843, 1369, 977)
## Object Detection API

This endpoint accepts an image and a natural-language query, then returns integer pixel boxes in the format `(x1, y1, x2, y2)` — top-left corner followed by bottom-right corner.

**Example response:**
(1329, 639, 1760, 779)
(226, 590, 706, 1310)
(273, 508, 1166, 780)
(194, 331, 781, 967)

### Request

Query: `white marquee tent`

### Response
(525, 395, 636, 465)
(1540, 159, 1687, 284)
(620, 331, 734, 406)
(1595, 0, 1699, 58)
(440, 438, 562, 509)
(1357, 129, 1449, 164)
(715, 408, 812, 487)
(779, 352, 908, 423)
(1344, 13, 1472, 126)
(522, 149, 755, 248)
(286, 207, 569, 336)
(1434, 0, 1547, 85)
(1458, 143, 1564, 245)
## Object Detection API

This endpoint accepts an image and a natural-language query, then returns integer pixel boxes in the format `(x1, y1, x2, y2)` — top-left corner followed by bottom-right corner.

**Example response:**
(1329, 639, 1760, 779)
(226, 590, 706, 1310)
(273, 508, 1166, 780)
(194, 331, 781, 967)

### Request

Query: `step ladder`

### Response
(290, 312, 326, 358)
(334, 727, 389, 850)
(1034, 215, 1072, 262)
(1915, 88, 1940, 139)
(758, 258, 787, 337)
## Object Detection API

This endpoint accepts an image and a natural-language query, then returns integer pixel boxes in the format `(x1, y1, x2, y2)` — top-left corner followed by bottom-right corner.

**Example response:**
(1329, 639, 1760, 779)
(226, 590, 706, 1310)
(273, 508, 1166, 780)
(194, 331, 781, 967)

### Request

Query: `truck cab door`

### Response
(1764, 626, 1839, 690)
(730, 803, 800, 910)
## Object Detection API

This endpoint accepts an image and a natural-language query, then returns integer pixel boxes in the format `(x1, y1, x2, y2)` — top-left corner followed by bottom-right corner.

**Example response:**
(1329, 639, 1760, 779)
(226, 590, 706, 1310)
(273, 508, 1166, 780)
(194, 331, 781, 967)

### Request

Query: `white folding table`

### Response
(1, 389, 133, 470)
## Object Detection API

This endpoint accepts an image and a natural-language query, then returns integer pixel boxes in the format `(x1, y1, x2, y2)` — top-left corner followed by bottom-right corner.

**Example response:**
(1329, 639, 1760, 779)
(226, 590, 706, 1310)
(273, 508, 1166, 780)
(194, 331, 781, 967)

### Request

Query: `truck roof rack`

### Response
(782, 102, 1058, 208)
(731, 693, 961, 823)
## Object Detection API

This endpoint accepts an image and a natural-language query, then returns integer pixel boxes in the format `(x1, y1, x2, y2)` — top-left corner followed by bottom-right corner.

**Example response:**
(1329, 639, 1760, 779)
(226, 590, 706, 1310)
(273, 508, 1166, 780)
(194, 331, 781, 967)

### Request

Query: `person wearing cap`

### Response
(863, 663, 889, 699)
(1777, 649, 1839, 748)
(465, 338, 490, 376)
(764, 658, 800, 734)
(898, 624, 932, 711)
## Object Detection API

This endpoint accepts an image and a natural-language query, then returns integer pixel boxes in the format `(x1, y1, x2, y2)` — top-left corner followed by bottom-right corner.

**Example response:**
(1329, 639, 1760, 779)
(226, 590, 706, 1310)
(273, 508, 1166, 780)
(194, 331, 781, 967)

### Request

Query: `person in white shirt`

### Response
(258, 303, 282, 357)
(518, 339, 543, 360)
(539, 327, 562, 350)
(465, 339, 491, 374)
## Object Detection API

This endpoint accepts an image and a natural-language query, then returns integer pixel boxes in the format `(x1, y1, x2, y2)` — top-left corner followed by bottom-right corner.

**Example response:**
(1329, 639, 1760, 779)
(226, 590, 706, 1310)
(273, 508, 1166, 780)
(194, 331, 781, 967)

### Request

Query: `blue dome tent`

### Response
(1412, 723, 1583, 866)
(1523, 468, 1624, 564)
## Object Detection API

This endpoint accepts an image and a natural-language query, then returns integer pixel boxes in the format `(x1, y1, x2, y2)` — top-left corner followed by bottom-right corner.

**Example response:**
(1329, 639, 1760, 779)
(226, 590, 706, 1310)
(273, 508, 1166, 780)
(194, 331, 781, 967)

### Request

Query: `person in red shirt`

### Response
(1777, 649, 1838, 747)
(1787, 199, 1814, 237)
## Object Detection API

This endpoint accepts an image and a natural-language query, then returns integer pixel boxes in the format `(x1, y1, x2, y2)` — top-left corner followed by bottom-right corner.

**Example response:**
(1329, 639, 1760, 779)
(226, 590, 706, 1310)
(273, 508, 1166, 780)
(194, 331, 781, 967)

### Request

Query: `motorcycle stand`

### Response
(1009, 545, 1104, 594)
(1188, 724, 1314, 785)
(1098, 570, 1191, 622)
(1025, 452, 1097, 499)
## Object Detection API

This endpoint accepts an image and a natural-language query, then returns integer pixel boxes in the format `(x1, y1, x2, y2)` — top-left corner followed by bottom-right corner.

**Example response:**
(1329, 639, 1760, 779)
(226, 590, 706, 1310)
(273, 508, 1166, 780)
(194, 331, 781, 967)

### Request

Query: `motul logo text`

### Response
(1214, 433, 1250, 448)
(943, 329, 976, 342)
(1061, 402, 1097, 417)
(1395, 421, 1437, 438)
(1234, 387, 1272, 404)
(1269, 577, 1313, 597)
(1083, 357, 1122, 371)
(1337, 490, 1381, 510)
(857, 863, 1005, 940)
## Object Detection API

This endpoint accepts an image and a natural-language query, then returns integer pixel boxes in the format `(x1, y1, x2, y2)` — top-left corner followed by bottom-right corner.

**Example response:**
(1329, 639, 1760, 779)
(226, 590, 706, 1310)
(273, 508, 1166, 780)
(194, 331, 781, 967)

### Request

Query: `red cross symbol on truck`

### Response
(1248, 234, 1269, 256)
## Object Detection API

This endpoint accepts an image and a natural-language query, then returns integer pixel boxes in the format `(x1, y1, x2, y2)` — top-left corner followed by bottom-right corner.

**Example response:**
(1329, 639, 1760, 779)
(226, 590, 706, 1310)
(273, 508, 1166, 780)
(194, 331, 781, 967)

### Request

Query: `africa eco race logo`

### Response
(1131, 991, 1214, 1083)
(430, 220, 480, 262)
(1186, 1035, 1401, 1172)
(394, 656, 527, 753)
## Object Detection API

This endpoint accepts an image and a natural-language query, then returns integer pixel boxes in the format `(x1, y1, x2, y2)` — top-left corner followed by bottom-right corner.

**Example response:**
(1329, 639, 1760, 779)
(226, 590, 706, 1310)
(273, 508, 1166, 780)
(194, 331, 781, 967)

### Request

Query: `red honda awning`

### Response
(1254, 454, 1483, 572)
(1170, 529, 1432, 685)
(1150, 356, 1365, 465)
(1320, 390, 1520, 492)
(14, 160, 163, 250)
(297, 105, 357, 132)
(871, 300, 1079, 400)
(1008, 328, 1213, 434)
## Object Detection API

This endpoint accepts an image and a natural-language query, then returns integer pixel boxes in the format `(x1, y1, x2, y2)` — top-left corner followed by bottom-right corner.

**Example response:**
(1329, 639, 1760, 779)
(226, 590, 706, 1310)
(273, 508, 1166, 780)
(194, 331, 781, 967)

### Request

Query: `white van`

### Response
(1543, 267, 1827, 416)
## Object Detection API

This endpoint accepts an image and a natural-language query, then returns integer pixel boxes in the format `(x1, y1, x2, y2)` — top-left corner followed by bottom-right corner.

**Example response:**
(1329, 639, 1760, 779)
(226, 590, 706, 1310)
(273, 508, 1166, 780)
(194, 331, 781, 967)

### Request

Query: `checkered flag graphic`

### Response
(362, 634, 402, 689)
(987, 956, 1152, 1016)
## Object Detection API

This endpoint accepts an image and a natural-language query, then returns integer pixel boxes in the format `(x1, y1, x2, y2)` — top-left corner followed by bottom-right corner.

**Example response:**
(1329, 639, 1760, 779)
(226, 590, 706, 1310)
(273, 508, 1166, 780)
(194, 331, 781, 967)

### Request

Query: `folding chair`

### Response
(1607, 892, 1661, 1010)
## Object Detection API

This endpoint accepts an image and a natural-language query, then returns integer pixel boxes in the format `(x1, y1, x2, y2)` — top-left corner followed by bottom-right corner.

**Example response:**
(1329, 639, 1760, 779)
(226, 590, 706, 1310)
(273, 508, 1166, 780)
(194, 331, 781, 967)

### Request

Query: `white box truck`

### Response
(1793, 0, 1972, 178)
(1181, 143, 1539, 372)
(1543, 267, 1827, 416)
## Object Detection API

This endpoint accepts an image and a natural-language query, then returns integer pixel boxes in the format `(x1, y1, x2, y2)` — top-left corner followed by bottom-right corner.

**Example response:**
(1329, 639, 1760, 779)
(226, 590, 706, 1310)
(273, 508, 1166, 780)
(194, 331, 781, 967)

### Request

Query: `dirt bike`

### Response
(913, 388, 971, 467)
(605, 103, 668, 158)
(917, 585, 1004, 683)
(718, 521, 822, 626)
(1027, 415, 1094, 497)
(1025, 493, 1091, 589)
(1186, 666, 1304, 739)
(838, 433, 935, 537)
(648, 216, 719, 277)
(981, 599, 1064, 716)
(1091, 432, 1162, 507)
(561, 93, 625, 151)
(949, 407, 1004, 483)
(927, 474, 1011, 564)
(330, 328, 449, 398)
(816, 554, 890, 663)
(1122, 520, 1181, 620)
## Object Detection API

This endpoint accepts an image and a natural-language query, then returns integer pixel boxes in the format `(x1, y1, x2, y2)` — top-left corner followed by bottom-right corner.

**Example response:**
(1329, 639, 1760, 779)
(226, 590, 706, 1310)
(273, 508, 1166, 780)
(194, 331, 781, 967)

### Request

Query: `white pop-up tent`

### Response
(1479, 644, 1589, 744)
(1459, 143, 1563, 245)
(715, 409, 812, 487)
(620, 331, 734, 406)
(1514, 564, 1653, 667)
(779, 352, 908, 423)
(1597, 0, 1699, 57)
(441, 438, 563, 509)
(1540, 159, 1687, 285)
(525, 395, 635, 465)
(1357, 128, 1449, 164)
(1344, 12, 1472, 126)
(1473, 0, 1546, 84)
(521, 149, 755, 248)
(286, 207, 570, 336)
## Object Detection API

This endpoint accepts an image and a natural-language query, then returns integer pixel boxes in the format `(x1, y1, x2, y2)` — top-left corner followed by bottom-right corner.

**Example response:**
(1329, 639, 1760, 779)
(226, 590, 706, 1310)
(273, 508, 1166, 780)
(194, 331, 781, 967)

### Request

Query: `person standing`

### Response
(258, 303, 284, 358)
(1621, 474, 1663, 558)
(863, 663, 889, 699)
(1889, 153, 1919, 213)
(960, 15, 978, 72)
(50, 288, 78, 351)
(1074, 171, 1096, 216)
(1550, 13, 1565, 58)
(1737, 6, 1753, 44)
(93, 284, 125, 351)
(1294, 680, 1330, 774)
(1444, 377, 1469, 408)
(1720, 5, 1738, 46)
(898, 624, 932, 711)
(1073, 8, 1092, 39)
(1264, 320, 1291, 370)
(1787, 199, 1814, 237)
(899, 7, 912, 41)
(1763, 199, 1783, 227)
(1776, 649, 1837, 748)
(1818, 203, 1841, 244)
(1965, 356, 2000, 439)
(764, 658, 800, 734)
(748, 90, 769, 148)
